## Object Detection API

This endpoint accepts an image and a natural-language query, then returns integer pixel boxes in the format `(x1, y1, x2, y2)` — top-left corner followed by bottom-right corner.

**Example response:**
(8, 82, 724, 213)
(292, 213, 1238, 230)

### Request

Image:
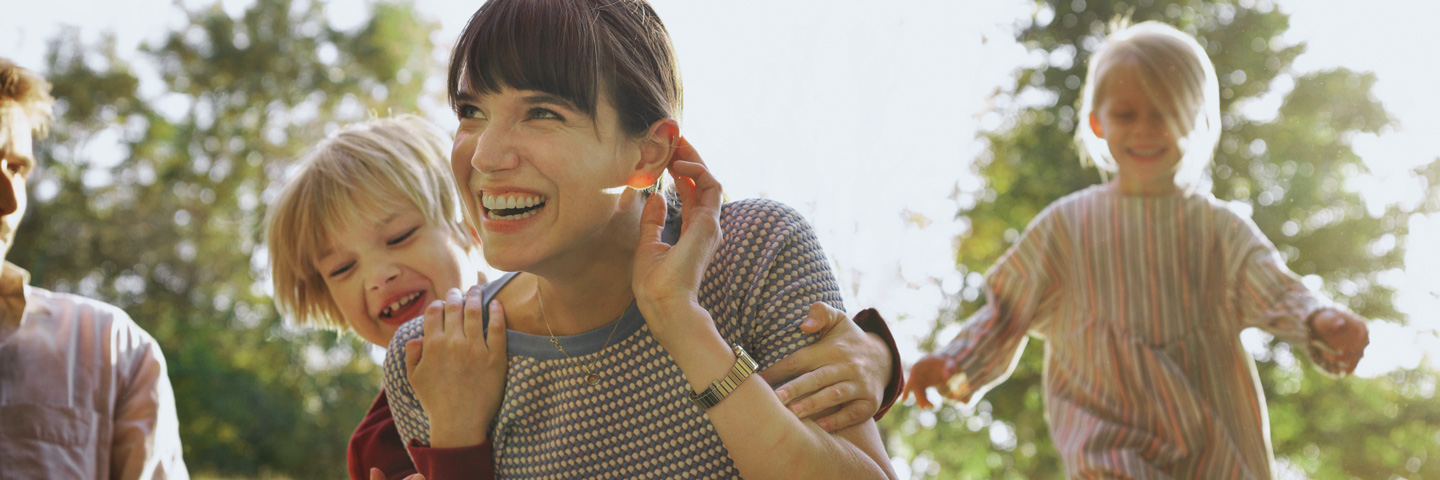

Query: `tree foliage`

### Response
(880, 0, 1440, 479)
(11, 0, 438, 476)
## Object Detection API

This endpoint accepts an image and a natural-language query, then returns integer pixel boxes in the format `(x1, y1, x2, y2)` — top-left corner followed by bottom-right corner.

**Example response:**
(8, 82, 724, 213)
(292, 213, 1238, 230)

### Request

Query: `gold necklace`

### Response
(535, 283, 623, 386)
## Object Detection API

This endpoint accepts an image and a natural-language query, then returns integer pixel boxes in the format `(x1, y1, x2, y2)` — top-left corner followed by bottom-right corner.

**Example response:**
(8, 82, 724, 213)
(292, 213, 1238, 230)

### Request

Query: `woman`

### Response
(384, 0, 898, 478)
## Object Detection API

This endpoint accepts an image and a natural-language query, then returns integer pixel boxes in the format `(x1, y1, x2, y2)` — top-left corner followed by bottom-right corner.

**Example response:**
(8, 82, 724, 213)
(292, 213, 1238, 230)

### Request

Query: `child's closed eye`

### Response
(329, 261, 355, 278)
(387, 226, 420, 246)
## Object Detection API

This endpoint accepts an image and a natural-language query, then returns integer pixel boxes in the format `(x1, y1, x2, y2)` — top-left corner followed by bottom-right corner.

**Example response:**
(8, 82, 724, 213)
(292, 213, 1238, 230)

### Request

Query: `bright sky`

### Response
(3, 0, 1437, 377)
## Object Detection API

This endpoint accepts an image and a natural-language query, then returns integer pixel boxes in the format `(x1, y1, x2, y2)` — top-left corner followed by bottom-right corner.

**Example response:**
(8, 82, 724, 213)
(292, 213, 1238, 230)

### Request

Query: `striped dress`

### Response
(938, 184, 1333, 479)
(384, 198, 843, 479)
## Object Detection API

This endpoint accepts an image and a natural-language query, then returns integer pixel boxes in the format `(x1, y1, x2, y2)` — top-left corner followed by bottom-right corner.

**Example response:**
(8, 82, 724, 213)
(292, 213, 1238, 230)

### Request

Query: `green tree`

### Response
(12, 0, 439, 476)
(881, 1, 1440, 478)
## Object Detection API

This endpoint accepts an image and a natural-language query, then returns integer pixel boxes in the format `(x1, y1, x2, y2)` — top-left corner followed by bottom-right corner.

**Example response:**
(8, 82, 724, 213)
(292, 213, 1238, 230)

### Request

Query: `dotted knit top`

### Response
(384, 198, 842, 479)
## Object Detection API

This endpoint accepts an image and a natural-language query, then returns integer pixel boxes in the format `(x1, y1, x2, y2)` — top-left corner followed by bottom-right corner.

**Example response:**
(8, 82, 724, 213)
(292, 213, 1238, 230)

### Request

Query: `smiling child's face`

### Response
(314, 202, 471, 347)
(1090, 61, 1186, 196)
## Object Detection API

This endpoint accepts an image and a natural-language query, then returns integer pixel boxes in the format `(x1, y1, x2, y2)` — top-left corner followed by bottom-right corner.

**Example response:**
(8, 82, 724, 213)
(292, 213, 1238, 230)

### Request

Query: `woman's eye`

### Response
(458, 105, 484, 119)
(387, 227, 419, 246)
(329, 262, 355, 278)
(530, 108, 563, 121)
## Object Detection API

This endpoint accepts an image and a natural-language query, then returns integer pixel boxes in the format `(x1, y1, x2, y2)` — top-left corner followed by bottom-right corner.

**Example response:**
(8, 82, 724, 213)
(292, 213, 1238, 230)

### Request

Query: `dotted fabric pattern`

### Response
(384, 198, 843, 479)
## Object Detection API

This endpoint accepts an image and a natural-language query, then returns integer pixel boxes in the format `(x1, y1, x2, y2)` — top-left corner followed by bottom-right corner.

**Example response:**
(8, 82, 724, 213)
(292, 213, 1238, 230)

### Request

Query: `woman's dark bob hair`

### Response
(447, 0, 682, 137)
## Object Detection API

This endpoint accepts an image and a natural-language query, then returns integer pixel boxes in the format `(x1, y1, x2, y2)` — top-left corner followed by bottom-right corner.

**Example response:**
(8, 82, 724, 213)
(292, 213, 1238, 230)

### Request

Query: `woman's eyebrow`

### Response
(522, 93, 577, 109)
(454, 89, 480, 104)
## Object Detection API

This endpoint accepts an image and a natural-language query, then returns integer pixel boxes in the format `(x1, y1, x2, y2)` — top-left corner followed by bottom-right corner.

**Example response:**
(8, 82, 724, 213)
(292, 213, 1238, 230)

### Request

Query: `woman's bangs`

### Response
(448, 0, 601, 116)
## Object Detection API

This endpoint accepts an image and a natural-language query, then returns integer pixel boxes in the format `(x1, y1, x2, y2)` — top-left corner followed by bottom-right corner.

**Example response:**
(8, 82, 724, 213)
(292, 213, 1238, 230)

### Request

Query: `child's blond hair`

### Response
(266, 114, 471, 331)
(1075, 20, 1221, 192)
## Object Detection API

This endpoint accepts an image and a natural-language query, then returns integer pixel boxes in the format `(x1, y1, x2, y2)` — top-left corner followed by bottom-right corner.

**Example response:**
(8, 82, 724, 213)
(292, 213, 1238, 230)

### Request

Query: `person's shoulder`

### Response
(718, 197, 809, 233)
(30, 288, 142, 332)
(720, 197, 803, 219)
(1016, 186, 1100, 229)
(30, 289, 164, 356)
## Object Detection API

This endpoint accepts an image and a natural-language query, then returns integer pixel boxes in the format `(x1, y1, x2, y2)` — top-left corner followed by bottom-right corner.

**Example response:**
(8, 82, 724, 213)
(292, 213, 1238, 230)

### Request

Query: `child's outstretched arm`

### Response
(1224, 210, 1370, 375)
(904, 208, 1067, 408)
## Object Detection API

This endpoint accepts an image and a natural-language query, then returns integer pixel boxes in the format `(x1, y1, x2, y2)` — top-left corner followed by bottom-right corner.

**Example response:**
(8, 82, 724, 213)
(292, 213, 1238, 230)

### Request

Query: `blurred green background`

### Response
(7, 0, 1437, 478)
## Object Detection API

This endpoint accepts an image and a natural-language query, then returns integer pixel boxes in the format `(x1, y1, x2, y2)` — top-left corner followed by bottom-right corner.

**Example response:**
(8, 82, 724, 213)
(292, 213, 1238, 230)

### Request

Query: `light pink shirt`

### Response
(0, 262, 188, 479)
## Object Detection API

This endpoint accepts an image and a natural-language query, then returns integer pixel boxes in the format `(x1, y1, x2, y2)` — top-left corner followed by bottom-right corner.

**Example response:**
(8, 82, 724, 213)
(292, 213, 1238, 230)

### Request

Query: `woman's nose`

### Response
(471, 125, 521, 174)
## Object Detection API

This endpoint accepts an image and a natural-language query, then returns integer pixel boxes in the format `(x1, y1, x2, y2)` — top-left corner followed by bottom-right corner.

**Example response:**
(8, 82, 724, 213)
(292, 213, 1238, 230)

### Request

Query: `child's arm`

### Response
(347, 391, 419, 480)
(759, 305, 901, 431)
(904, 209, 1065, 408)
(1225, 211, 1369, 375)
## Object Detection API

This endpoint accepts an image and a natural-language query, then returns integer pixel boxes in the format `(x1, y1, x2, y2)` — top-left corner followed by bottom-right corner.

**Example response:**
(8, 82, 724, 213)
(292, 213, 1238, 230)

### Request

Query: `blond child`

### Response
(903, 22, 1369, 478)
(264, 115, 904, 480)
(266, 115, 481, 479)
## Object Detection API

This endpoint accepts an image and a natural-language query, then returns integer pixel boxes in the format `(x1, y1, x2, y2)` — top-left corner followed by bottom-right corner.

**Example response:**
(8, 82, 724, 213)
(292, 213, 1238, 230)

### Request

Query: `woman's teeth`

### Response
(483, 192, 547, 220)
(381, 291, 422, 318)
(482, 192, 546, 210)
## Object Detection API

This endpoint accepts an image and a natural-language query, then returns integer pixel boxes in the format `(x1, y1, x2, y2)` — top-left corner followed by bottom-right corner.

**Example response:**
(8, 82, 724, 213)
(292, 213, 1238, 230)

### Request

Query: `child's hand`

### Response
(633, 137, 724, 345)
(760, 302, 891, 432)
(1309, 308, 1369, 375)
(902, 354, 970, 409)
(404, 286, 508, 448)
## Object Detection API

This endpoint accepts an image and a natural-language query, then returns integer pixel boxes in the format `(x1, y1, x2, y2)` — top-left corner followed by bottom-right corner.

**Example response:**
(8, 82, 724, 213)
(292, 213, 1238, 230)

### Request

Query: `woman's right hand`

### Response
(404, 285, 508, 448)
(633, 137, 725, 345)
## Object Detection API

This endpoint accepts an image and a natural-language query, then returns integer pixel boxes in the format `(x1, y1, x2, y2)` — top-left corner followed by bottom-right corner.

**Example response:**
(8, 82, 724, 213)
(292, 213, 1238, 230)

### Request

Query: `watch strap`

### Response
(690, 344, 758, 410)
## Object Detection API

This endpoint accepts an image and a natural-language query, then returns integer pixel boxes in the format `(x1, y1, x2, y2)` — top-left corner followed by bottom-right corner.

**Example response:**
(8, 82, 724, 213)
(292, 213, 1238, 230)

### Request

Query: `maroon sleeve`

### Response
(407, 439, 496, 479)
(348, 390, 418, 480)
(853, 308, 904, 420)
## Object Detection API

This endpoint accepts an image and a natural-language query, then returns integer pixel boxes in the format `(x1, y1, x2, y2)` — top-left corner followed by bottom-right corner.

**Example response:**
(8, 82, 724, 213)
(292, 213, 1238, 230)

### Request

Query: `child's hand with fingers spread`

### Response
(1308, 307, 1369, 375)
(761, 302, 891, 432)
(404, 286, 508, 448)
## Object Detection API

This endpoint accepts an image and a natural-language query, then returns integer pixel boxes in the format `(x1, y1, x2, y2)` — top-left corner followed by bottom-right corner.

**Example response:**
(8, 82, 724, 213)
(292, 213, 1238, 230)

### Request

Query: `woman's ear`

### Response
(1089, 112, 1106, 139)
(626, 118, 679, 189)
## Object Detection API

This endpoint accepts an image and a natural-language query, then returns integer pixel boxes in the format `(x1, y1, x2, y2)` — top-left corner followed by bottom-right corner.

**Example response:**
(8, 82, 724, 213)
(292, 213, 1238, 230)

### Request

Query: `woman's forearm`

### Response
(655, 305, 897, 480)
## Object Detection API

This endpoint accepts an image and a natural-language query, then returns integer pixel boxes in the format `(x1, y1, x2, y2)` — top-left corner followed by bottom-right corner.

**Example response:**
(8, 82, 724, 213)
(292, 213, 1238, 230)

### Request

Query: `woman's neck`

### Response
(504, 196, 646, 336)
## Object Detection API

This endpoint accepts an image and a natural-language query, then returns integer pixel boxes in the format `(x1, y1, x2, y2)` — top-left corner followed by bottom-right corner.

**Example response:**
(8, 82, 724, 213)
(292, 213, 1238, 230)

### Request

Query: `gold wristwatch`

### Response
(690, 344, 758, 410)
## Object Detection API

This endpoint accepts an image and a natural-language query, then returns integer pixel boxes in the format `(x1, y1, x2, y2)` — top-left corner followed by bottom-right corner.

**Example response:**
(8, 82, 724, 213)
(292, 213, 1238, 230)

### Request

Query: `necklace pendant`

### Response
(584, 373, 601, 386)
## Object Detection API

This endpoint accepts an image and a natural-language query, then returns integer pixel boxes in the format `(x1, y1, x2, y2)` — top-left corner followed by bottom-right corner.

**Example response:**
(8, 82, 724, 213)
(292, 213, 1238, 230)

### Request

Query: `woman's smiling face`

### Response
(450, 86, 654, 273)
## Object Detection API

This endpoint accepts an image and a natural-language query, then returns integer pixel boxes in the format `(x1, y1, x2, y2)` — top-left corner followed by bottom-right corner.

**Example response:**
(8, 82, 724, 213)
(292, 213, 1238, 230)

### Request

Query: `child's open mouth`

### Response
(1126, 147, 1167, 161)
(482, 192, 548, 220)
(379, 290, 426, 323)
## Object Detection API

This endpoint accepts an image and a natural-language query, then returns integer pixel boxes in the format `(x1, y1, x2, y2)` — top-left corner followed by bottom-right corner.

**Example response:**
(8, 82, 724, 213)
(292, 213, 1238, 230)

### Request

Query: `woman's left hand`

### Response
(759, 303, 891, 432)
(633, 137, 724, 343)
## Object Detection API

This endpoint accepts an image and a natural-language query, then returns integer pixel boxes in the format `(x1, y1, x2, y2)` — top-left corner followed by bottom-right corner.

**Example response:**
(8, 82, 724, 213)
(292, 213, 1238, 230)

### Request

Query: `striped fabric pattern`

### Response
(384, 198, 843, 479)
(938, 184, 1329, 479)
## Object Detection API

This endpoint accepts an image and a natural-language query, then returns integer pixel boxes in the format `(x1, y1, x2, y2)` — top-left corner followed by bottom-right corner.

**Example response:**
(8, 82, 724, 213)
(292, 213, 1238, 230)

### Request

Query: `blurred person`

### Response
(903, 21, 1370, 479)
(265, 115, 903, 479)
(0, 57, 188, 479)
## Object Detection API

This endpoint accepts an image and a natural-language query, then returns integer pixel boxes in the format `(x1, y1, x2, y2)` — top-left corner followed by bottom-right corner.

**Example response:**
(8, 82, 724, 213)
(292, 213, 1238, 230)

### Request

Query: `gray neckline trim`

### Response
(482, 272, 646, 361)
